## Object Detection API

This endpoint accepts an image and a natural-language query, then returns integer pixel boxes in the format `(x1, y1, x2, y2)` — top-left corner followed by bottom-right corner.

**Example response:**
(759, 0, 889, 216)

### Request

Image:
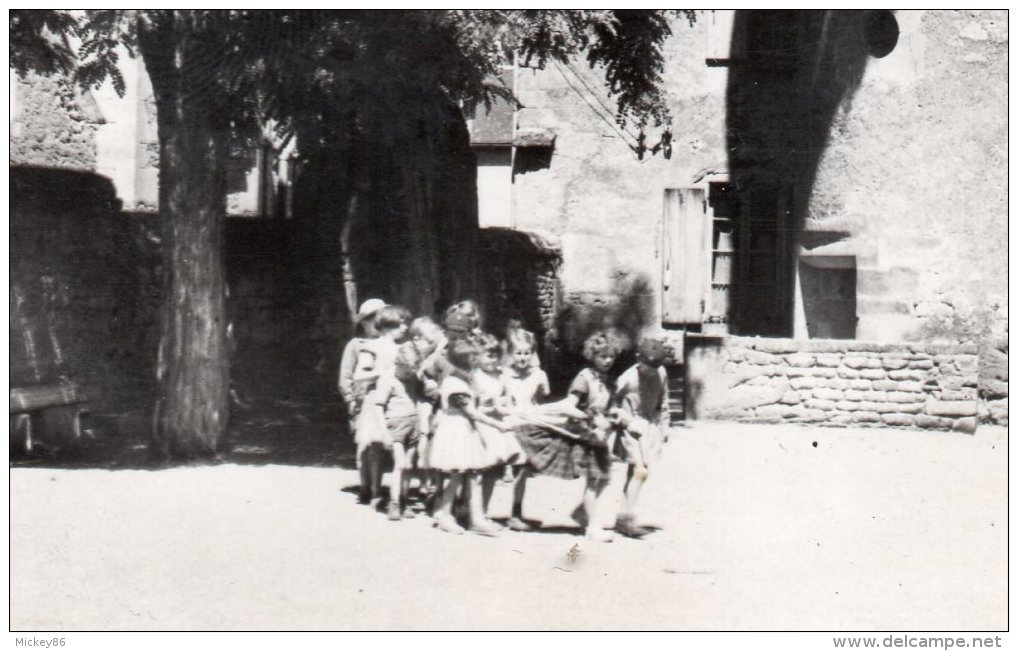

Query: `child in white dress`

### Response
(429, 339, 505, 536)
(472, 333, 526, 523)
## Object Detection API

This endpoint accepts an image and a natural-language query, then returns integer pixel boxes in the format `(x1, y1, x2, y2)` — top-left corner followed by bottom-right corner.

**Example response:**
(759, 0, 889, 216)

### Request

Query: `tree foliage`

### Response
(9, 10, 78, 79)
(12, 9, 695, 142)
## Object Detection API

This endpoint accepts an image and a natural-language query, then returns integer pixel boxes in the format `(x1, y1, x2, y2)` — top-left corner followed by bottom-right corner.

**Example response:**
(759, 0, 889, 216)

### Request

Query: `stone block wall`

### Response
(685, 337, 981, 432)
(10, 169, 160, 411)
(10, 73, 100, 171)
(10, 167, 352, 414)
(978, 335, 1008, 426)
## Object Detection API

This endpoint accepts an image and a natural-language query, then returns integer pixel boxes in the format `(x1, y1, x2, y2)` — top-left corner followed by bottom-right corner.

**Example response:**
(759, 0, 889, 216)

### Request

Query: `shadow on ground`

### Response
(9, 397, 355, 471)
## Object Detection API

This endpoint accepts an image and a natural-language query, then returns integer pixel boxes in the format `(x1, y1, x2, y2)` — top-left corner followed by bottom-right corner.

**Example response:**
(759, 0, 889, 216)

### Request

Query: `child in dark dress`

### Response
(514, 331, 619, 542)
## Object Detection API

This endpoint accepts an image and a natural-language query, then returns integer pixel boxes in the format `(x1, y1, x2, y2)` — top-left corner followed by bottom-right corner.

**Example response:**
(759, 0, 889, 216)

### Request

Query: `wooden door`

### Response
(661, 188, 708, 325)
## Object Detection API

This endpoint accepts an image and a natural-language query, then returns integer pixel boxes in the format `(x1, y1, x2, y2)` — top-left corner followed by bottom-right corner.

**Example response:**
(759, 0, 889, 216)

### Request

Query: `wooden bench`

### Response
(10, 382, 88, 452)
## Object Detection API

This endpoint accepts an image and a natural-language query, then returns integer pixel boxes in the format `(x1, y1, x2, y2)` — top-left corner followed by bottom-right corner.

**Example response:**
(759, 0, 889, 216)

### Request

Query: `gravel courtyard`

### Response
(10, 421, 1007, 631)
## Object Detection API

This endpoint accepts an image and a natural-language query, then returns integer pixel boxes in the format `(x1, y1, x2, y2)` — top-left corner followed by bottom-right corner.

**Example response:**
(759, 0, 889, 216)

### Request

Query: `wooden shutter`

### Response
(661, 188, 708, 325)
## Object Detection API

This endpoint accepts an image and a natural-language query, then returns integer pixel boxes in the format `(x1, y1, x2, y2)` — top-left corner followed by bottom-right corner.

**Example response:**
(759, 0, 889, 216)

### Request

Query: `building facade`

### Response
(9, 11, 1008, 428)
(470, 10, 1008, 428)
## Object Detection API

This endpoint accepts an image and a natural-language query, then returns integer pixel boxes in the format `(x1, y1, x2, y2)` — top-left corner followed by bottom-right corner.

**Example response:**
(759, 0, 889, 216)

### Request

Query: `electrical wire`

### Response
(551, 59, 640, 151)
(562, 59, 644, 143)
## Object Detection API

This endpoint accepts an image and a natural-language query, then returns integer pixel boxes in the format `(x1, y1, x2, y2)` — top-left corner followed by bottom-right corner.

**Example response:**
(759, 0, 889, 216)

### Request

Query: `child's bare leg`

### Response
(584, 477, 613, 542)
(511, 466, 530, 520)
(582, 478, 606, 527)
(467, 472, 500, 535)
(616, 456, 651, 537)
(481, 468, 499, 514)
(436, 474, 464, 534)
(388, 443, 406, 519)
(437, 474, 457, 517)
(369, 444, 385, 503)
(425, 469, 441, 515)
(401, 472, 413, 516)
(508, 466, 535, 531)
(357, 446, 371, 503)
(401, 446, 416, 517)
(622, 462, 648, 516)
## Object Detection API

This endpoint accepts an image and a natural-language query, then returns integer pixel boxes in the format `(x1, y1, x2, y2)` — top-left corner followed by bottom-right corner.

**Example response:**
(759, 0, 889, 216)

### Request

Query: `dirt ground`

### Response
(9, 419, 1008, 631)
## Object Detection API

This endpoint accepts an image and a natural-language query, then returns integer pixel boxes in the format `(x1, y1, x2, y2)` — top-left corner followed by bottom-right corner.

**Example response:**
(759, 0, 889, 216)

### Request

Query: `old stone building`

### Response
(470, 10, 1007, 429)
(9, 10, 1007, 432)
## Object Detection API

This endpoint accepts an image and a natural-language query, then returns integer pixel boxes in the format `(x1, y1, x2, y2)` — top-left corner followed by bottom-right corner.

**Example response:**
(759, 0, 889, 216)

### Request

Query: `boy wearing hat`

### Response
(338, 298, 386, 504)
(611, 337, 670, 538)
(338, 298, 387, 419)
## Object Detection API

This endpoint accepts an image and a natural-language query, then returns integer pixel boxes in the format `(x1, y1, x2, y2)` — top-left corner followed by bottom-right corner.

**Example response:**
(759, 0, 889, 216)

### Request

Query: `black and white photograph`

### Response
(7, 8, 1009, 637)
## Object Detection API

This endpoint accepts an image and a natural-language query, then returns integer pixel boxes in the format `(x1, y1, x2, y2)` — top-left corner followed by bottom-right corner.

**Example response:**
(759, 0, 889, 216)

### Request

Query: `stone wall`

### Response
(686, 336, 980, 432)
(10, 167, 350, 414)
(978, 335, 1008, 426)
(10, 73, 101, 170)
(10, 169, 159, 411)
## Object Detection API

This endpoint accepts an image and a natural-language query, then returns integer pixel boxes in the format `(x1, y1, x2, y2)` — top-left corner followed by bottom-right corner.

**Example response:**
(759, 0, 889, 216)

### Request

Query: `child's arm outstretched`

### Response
(454, 394, 508, 431)
(492, 379, 513, 417)
(566, 371, 612, 434)
(536, 370, 551, 403)
(418, 353, 443, 402)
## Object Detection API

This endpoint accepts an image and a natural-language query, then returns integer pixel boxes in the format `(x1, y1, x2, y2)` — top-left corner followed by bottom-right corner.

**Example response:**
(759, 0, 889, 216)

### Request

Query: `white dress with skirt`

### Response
(472, 370, 525, 466)
(428, 375, 492, 473)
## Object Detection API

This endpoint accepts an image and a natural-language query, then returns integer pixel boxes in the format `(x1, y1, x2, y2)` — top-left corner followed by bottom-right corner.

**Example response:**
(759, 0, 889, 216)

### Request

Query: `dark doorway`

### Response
(799, 258, 858, 339)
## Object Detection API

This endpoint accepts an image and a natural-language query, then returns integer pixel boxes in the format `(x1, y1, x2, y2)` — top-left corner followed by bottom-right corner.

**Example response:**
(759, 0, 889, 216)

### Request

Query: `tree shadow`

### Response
(724, 10, 873, 336)
(545, 271, 656, 392)
(11, 397, 357, 471)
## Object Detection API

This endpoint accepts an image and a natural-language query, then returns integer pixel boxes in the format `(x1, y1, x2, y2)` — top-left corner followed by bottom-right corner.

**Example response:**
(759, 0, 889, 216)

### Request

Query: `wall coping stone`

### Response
(686, 335, 978, 356)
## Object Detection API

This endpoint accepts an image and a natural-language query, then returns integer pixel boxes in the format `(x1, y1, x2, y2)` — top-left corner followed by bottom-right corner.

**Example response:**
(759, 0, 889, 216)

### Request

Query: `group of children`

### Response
(338, 298, 671, 542)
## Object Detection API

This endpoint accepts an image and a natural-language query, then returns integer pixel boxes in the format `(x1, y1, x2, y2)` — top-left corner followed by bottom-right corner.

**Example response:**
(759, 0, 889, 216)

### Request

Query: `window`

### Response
(661, 180, 795, 336)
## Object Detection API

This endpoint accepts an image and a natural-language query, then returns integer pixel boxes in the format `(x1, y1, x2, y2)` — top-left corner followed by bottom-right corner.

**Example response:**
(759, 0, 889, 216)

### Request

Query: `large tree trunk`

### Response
(140, 15, 230, 461)
(339, 193, 359, 324)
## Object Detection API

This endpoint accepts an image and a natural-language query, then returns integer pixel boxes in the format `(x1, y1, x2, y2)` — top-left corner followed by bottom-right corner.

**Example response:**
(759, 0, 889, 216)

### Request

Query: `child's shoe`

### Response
(424, 492, 438, 517)
(507, 516, 534, 532)
(435, 515, 465, 535)
(401, 505, 416, 519)
(586, 527, 615, 543)
(468, 518, 502, 537)
(615, 515, 651, 538)
(453, 501, 470, 524)
(570, 504, 588, 528)
(386, 501, 401, 521)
